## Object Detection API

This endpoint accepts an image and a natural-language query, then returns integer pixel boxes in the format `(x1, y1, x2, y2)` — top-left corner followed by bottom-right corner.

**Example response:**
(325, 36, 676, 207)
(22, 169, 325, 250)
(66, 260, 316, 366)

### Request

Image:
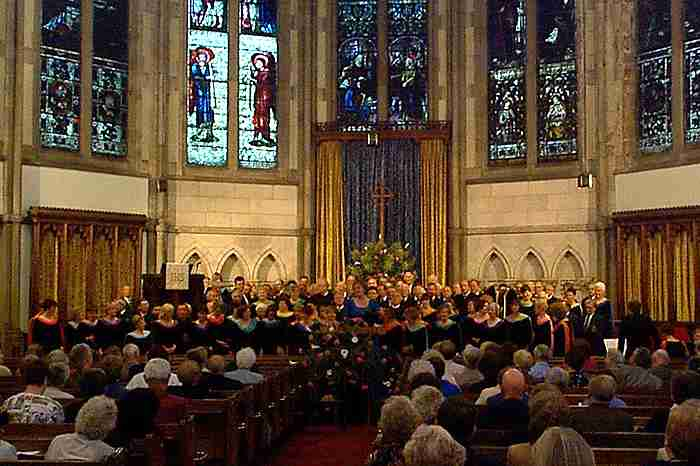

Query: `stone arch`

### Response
(216, 247, 252, 281)
(552, 247, 586, 280)
(479, 248, 512, 281)
(517, 248, 547, 280)
(253, 249, 288, 283)
(181, 248, 211, 277)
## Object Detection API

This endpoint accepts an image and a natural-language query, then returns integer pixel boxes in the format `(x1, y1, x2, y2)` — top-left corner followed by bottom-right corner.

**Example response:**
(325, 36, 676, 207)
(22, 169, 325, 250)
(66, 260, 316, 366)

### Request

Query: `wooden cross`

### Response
(372, 184, 395, 241)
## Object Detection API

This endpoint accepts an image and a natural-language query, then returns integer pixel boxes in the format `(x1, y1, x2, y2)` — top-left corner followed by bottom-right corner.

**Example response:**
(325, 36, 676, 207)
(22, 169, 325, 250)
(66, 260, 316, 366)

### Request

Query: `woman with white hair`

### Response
(589, 282, 612, 355)
(411, 385, 444, 425)
(531, 427, 595, 466)
(45, 396, 117, 461)
(403, 424, 466, 466)
(224, 347, 264, 385)
(367, 396, 421, 466)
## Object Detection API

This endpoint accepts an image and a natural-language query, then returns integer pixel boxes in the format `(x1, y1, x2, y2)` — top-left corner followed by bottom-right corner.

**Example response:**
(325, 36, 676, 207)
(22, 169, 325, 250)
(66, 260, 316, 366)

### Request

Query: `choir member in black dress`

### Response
(403, 307, 429, 357)
(564, 288, 585, 339)
(583, 282, 613, 356)
(124, 314, 153, 355)
(531, 301, 554, 350)
(207, 301, 231, 355)
(63, 311, 81, 351)
(376, 307, 404, 354)
(150, 303, 180, 355)
(97, 302, 126, 351)
(519, 285, 536, 319)
(420, 302, 439, 325)
(189, 307, 213, 350)
(77, 308, 100, 350)
(229, 305, 259, 352)
(29, 299, 63, 352)
(252, 286, 275, 319)
(333, 290, 347, 322)
(468, 301, 490, 345)
(550, 303, 572, 358)
(288, 306, 314, 355)
(276, 298, 296, 353)
(384, 289, 405, 321)
(175, 303, 194, 352)
(429, 304, 461, 349)
(259, 305, 282, 355)
(482, 302, 507, 345)
(309, 279, 334, 307)
(618, 300, 660, 359)
(505, 299, 534, 349)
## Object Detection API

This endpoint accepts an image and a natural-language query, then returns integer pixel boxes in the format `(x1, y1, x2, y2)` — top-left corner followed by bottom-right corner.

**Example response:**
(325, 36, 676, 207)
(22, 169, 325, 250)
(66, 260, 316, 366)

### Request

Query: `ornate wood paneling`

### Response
(30, 207, 147, 318)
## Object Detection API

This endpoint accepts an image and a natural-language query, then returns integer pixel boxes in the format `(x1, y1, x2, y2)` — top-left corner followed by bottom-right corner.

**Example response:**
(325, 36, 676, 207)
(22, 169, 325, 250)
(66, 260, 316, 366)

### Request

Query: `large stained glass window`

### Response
(187, 0, 229, 167)
(638, 0, 672, 153)
(92, 0, 128, 157)
(685, 0, 700, 145)
(40, 0, 82, 151)
(337, 0, 378, 127)
(238, 0, 278, 169)
(488, 0, 528, 162)
(537, 0, 577, 162)
(387, 0, 428, 123)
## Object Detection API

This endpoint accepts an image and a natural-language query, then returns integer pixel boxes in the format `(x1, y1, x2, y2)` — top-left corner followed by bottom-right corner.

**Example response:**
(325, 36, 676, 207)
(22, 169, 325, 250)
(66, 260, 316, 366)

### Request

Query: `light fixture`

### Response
(367, 132, 379, 146)
(577, 173, 594, 189)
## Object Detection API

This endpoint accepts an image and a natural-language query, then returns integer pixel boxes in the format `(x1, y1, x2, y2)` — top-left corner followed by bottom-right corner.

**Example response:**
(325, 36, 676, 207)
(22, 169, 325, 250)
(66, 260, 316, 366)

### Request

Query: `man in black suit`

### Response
(645, 371, 700, 433)
(571, 375, 634, 433)
(583, 298, 611, 356)
(202, 355, 243, 391)
(564, 288, 584, 338)
(477, 368, 529, 442)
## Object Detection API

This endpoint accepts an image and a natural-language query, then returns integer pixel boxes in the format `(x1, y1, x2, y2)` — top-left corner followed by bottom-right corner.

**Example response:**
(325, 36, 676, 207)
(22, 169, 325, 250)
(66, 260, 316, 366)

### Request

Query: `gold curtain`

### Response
(673, 229, 696, 322)
(647, 231, 669, 321)
(118, 229, 138, 292)
(93, 228, 115, 313)
(622, 233, 642, 304)
(65, 227, 89, 319)
(315, 141, 346, 285)
(420, 139, 448, 285)
(38, 226, 60, 305)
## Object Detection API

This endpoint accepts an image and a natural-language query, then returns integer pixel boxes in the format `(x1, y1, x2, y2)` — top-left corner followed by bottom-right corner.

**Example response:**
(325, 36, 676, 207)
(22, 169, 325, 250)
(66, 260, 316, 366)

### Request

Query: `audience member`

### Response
(0, 352, 13, 377)
(101, 355, 127, 400)
(565, 341, 591, 388)
(122, 343, 144, 380)
(513, 350, 534, 375)
(438, 341, 467, 387)
(3, 356, 64, 424)
(169, 360, 209, 399)
(611, 347, 663, 392)
(403, 425, 466, 466)
(528, 345, 551, 384)
(144, 358, 186, 424)
(45, 362, 75, 400)
(108, 388, 160, 447)
(460, 345, 484, 388)
(644, 370, 700, 433)
(367, 396, 420, 466)
(650, 349, 674, 385)
(67, 344, 94, 389)
(473, 352, 509, 403)
(45, 396, 117, 462)
(203, 355, 243, 390)
(654, 399, 700, 465)
(0, 406, 16, 460)
(409, 373, 441, 393)
(544, 367, 570, 391)
(531, 427, 595, 466)
(411, 385, 444, 425)
(427, 357, 461, 397)
(478, 368, 529, 437)
(225, 347, 264, 385)
(571, 375, 633, 432)
(437, 396, 475, 448)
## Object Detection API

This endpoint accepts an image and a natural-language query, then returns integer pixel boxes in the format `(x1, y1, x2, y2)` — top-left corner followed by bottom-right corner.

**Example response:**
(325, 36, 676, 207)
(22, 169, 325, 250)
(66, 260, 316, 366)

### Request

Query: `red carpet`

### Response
(267, 425, 377, 466)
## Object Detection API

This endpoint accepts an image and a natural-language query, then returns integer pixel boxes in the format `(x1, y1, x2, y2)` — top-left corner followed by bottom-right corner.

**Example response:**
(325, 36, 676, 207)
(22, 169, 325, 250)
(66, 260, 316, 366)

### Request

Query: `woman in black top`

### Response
(618, 300, 660, 359)
(404, 307, 429, 356)
(77, 308, 100, 349)
(29, 299, 63, 352)
(518, 285, 536, 319)
(189, 307, 212, 350)
(531, 301, 554, 350)
(429, 304, 461, 349)
(505, 300, 533, 349)
(97, 303, 125, 350)
(482, 302, 507, 345)
(229, 305, 259, 352)
(124, 314, 153, 355)
(150, 303, 180, 354)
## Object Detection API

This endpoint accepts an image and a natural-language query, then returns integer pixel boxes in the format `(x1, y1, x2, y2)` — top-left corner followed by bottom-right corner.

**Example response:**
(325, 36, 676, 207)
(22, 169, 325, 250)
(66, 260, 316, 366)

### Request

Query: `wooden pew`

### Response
(473, 430, 665, 449)
(471, 446, 659, 466)
(6, 447, 126, 465)
(564, 393, 672, 407)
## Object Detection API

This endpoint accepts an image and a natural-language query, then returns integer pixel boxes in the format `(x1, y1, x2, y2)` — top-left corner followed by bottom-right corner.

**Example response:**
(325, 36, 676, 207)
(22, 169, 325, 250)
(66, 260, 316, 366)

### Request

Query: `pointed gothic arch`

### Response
(216, 247, 252, 282)
(479, 247, 512, 281)
(517, 248, 548, 280)
(252, 249, 288, 283)
(181, 248, 211, 277)
(552, 247, 586, 280)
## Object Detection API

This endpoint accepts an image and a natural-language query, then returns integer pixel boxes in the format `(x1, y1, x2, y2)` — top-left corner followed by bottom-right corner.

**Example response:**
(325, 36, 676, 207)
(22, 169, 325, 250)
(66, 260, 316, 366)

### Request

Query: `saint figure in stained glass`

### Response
(489, 0, 527, 67)
(249, 52, 276, 146)
(240, 0, 277, 34)
(192, 0, 228, 31)
(189, 47, 218, 143)
(685, 0, 700, 144)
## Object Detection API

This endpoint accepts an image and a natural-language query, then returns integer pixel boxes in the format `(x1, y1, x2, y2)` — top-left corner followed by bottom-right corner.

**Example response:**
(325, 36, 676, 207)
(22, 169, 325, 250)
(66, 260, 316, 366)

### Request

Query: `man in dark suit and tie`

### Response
(583, 297, 611, 356)
(564, 287, 584, 338)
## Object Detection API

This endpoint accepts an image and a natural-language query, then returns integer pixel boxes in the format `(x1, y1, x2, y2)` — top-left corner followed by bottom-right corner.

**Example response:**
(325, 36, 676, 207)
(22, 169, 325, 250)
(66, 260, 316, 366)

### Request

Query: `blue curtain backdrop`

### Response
(343, 139, 422, 273)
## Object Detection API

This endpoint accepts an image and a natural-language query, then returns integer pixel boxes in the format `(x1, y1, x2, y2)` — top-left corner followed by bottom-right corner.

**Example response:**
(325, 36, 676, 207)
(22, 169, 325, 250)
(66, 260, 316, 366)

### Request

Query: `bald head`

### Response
(501, 368, 526, 400)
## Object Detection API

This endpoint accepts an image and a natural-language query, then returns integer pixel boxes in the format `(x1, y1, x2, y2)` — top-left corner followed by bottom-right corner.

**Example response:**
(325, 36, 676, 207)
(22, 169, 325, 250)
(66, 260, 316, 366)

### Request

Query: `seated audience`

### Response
(565, 341, 591, 388)
(123, 343, 145, 380)
(544, 367, 570, 391)
(604, 348, 625, 371)
(126, 357, 182, 390)
(45, 362, 75, 400)
(144, 358, 186, 424)
(508, 389, 571, 466)
(101, 355, 127, 400)
(660, 324, 689, 359)
(571, 375, 633, 432)
(45, 396, 117, 462)
(65, 367, 110, 422)
(460, 345, 484, 388)
(531, 427, 595, 466)
(513, 350, 534, 376)
(0, 409, 16, 460)
(528, 345, 551, 384)
(411, 385, 444, 425)
(689, 355, 700, 374)
(67, 343, 94, 389)
(473, 351, 509, 404)
(403, 425, 466, 466)
(409, 373, 441, 393)
(437, 396, 475, 448)
(169, 360, 210, 399)
(653, 399, 700, 465)
(225, 347, 265, 385)
(644, 370, 700, 433)
(0, 352, 13, 377)
(478, 368, 529, 436)
(650, 349, 674, 385)
(203, 355, 243, 391)
(108, 388, 160, 447)
(427, 357, 461, 397)
(438, 341, 468, 387)
(3, 356, 64, 424)
(611, 347, 663, 392)
(367, 396, 421, 466)
(47, 349, 70, 366)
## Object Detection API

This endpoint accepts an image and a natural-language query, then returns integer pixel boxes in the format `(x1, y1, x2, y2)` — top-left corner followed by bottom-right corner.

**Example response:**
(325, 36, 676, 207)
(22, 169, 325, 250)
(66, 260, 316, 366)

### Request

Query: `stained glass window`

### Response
(40, 0, 82, 151)
(92, 0, 128, 157)
(337, 0, 378, 128)
(685, 0, 700, 145)
(638, 0, 672, 153)
(187, 0, 229, 167)
(238, 0, 278, 169)
(488, 0, 528, 162)
(537, 0, 577, 162)
(387, 0, 428, 123)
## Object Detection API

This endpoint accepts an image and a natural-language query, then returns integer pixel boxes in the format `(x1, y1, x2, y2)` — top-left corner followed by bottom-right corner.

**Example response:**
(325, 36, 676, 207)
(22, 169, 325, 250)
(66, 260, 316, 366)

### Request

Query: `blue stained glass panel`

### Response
(41, 0, 81, 151)
(187, 0, 229, 167)
(537, 0, 577, 161)
(638, 0, 672, 153)
(337, 0, 378, 128)
(238, 30, 278, 169)
(387, 0, 428, 123)
(240, 0, 277, 35)
(92, 0, 128, 157)
(685, 0, 700, 144)
(488, 0, 528, 162)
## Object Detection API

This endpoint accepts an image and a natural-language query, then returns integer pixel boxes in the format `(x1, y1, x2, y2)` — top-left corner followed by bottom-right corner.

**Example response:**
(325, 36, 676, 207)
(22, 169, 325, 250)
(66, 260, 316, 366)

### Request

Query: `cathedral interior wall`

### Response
(614, 162, 700, 212)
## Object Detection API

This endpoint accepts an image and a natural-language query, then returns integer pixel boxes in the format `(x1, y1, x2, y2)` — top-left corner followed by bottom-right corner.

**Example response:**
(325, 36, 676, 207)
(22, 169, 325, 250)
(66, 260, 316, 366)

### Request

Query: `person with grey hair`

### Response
(144, 358, 186, 424)
(407, 359, 436, 384)
(544, 367, 570, 390)
(47, 349, 69, 366)
(531, 427, 595, 466)
(650, 349, 673, 385)
(653, 399, 700, 464)
(513, 349, 533, 374)
(459, 345, 484, 388)
(411, 385, 445, 425)
(67, 344, 94, 389)
(367, 396, 421, 466)
(44, 363, 75, 400)
(45, 396, 117, 461)
(403, 424, 466, 466)
(571, 375, 633, 432)
(611, 347, 663, 392)
(528, 344, 551, 384)
(225, 347, 264, 385)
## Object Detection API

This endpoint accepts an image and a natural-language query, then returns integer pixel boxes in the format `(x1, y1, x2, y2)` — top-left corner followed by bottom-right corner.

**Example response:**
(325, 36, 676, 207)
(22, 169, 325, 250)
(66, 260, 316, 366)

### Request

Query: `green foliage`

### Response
(346, 240, 416, 281)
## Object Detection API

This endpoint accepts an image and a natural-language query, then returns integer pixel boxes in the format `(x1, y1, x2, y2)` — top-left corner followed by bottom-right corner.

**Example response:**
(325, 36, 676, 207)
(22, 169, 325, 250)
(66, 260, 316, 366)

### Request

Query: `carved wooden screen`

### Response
(614, 207, 700, 323)
(30, 208, 147, 319)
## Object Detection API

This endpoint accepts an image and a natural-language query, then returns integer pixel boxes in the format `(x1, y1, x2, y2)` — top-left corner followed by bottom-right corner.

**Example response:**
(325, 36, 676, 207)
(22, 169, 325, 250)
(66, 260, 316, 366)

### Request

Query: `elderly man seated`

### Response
(653, 399, 700, 465)
(169, 360, 210, 399)
(403, 425, 466, 466)
(644, 370, 700, 433)
(202, 355, 243, 391)
(45, 396, 117, 462)
(611, 347, 663, 392)
(650, 349, 674, 385)
(144, 358, 186, 424)
(225, 348, 264, 385)
(528, 345, 551, 384)
(478, 368, 529, 436)
(3, 356, 64, 424)
(571, 375, 633, 432)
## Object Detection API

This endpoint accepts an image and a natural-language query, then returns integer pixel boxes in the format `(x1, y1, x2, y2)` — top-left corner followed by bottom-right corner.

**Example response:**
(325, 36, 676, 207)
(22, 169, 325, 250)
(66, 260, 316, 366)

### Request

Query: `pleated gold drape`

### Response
(65, 227, 89, 319)
(622, 233, 642, 304)
(420, 139, 448, 285)
(647, 231, 669, 321)
(673, 230, 696, 321)
(315, 141, 346, 285)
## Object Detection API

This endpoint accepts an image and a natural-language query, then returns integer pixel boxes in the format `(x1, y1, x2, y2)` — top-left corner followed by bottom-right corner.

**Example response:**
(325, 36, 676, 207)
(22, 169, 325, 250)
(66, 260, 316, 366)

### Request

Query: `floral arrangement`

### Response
(346, 240, 416, 282)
